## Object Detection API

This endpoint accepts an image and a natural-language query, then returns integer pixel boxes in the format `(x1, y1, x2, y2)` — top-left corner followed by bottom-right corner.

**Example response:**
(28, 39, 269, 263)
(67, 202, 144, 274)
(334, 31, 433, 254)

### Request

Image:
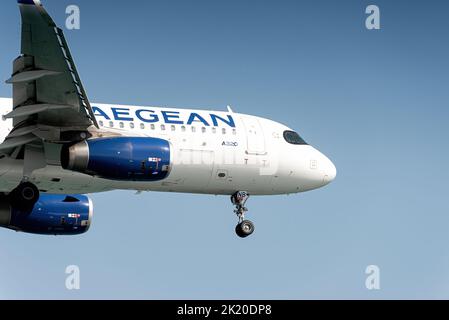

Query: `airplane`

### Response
(0, 0, 336, 238)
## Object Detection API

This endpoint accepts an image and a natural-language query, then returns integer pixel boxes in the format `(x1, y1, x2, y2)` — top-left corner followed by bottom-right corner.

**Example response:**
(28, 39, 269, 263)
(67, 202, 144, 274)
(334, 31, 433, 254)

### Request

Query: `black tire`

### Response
(10, 182, 40, 211)
(235, 220, 255, 238)
(235, 224, 245, 238)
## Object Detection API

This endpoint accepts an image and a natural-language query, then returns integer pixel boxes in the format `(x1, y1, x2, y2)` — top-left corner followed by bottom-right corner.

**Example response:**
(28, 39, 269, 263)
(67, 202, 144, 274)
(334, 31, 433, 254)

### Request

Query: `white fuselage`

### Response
(0, 97, 336, 196)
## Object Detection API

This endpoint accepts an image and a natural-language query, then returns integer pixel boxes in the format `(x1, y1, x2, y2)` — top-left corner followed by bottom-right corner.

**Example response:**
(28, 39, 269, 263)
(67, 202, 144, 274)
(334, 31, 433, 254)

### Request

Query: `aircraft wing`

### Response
(0, 0, 98, 155)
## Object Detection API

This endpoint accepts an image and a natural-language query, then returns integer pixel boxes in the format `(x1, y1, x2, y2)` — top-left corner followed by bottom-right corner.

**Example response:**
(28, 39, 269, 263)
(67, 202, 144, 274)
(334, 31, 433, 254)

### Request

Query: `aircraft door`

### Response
(242, 117, 266, 155)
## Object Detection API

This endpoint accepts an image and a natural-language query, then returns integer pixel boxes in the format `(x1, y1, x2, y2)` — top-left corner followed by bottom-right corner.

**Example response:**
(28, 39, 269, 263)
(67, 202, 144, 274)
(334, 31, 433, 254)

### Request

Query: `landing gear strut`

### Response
(231, 191, 255, 238)
(9, 181, 39, 211)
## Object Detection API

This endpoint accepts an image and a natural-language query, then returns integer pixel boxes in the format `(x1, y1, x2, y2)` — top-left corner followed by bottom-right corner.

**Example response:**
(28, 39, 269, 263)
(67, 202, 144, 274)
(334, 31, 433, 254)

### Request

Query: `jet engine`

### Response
(0, 194, 93, 235)
(61, 137, 171, 181)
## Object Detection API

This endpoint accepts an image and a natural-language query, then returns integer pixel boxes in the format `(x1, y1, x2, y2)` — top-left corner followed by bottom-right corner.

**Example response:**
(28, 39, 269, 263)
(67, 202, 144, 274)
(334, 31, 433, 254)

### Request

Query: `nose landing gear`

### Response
(231, 191, 255, 238)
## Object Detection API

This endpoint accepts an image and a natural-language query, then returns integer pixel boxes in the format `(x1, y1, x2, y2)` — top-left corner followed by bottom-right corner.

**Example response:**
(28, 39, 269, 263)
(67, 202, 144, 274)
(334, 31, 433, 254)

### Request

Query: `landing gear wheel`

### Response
(10, 182, 39, 210)
(235, 220, 255, 238)
(231, 191, 255, 238)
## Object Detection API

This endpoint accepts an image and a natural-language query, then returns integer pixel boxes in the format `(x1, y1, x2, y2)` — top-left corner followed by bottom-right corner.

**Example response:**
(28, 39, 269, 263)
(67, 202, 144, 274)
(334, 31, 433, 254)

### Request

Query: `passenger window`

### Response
(161, 125, 166, 131)
(171, 125, 176, 131)
(232, 129, 237, 135)
(181, 126, 186, 132)
(212, 127, 217, 134)
(151, 124, 155, 130)
(192, 127, 196, 133)
(201, 127, 206, 133)
(222, 128, 226, 135)
(140, 123, 145, 129)
(130, 123, 135, 129)
(119, 122, 124, 129)
(99, 121, 104, 127)
(109, 121, 114, 128)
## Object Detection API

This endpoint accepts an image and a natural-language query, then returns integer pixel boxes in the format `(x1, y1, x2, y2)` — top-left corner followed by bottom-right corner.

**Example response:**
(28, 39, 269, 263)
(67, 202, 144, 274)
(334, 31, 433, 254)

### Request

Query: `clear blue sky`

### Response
(0, 0, 448, 299)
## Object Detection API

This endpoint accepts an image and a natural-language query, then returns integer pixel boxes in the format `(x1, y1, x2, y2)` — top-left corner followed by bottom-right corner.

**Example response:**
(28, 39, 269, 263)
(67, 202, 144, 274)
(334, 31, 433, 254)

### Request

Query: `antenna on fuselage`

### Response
(227, 105, 235, 113)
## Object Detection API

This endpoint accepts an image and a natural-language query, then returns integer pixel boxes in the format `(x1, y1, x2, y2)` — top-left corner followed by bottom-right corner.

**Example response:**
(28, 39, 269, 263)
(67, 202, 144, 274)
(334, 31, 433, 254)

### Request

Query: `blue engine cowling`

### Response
(62, 137, 171, 181)
(0, 194, 93, 235)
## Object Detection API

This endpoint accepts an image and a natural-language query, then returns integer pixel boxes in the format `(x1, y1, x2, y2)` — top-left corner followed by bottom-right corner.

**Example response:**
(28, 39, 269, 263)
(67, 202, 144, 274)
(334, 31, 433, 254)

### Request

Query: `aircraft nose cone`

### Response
(322, 157, 337, 185)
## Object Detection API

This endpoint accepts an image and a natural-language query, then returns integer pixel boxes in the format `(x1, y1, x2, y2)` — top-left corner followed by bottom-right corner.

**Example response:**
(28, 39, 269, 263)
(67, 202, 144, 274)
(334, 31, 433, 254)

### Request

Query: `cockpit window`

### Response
(283, 131, 308, 145)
